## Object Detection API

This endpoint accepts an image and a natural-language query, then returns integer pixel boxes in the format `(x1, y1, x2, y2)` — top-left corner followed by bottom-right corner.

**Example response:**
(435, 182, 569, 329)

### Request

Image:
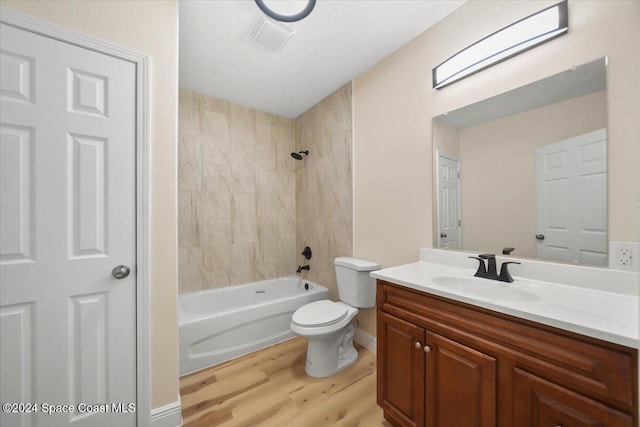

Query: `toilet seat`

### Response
(292, 300, 348, 327)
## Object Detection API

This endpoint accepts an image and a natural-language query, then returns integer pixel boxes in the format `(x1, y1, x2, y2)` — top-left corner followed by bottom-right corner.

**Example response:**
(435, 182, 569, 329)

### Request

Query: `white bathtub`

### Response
(179, 275, 329, 376)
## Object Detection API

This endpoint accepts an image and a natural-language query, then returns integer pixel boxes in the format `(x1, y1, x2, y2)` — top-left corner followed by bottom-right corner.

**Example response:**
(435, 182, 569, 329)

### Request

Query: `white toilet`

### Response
(290, 257, 380, 378)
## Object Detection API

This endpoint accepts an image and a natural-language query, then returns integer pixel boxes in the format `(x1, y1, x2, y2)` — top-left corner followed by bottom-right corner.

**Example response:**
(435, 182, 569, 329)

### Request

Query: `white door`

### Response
(437, 153, 461, 249)
(536, 129, 607, 266)
(0, 23, 136, 427)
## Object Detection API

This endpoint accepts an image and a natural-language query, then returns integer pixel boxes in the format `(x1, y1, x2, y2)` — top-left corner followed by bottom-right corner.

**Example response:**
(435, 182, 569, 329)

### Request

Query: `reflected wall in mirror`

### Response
(433, 57, 608, 266)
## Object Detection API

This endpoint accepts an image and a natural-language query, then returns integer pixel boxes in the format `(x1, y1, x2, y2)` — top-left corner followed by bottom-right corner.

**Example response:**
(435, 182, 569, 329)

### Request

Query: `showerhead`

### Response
(290, 150, 309, 160)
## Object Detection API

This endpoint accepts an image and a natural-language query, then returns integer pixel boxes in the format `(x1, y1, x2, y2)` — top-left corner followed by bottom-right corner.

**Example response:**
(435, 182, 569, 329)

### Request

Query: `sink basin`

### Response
(432, 276, 539, 302)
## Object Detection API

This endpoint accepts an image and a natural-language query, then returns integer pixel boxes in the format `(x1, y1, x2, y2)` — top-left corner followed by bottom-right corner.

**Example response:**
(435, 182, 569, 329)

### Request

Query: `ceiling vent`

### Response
(250, 15, 296, 51)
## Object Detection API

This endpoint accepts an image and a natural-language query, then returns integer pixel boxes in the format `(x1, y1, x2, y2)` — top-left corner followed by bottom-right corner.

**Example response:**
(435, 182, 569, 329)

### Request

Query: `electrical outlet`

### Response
(617, 247, 632, 266)
(610, 241, 640, 271)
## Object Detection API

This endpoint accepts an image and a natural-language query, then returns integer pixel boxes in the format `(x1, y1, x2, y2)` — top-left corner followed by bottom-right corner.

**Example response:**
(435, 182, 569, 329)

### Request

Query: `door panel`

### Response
(426, 331, 496, 427)
(0, 124, 34, 263)
(0, 23, 136, 427)
(68, 133, 109, 258)
(0, 303, 34, 426)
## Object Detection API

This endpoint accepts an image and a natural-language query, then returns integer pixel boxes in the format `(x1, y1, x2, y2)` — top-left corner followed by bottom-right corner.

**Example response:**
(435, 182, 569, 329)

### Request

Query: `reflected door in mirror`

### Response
(437, 154, 461, 249)
(536, 129, 607, 265)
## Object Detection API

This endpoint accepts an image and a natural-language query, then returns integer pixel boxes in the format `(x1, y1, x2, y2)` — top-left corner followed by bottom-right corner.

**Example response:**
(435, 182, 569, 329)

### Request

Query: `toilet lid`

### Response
(292, 300, 348, 327)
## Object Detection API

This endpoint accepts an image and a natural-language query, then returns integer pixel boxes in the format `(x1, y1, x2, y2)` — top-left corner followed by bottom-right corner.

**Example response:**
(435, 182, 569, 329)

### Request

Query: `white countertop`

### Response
(372, 260, 639, 349)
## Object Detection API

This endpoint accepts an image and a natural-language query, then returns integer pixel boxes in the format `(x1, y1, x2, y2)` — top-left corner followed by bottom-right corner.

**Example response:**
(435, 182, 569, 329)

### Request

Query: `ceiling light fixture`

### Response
(433, 0, 568, 89)
(255, 0, 316, 23)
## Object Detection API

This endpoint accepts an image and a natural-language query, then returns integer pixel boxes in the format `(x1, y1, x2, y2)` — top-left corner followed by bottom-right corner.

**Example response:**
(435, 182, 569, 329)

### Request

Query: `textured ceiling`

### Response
(179, 0, 466, 118)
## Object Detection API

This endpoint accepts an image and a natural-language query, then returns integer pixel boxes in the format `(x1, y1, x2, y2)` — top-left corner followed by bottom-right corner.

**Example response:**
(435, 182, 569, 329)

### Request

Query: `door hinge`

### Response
(457, 172, 460, 180)
(458, 219, 461, 226)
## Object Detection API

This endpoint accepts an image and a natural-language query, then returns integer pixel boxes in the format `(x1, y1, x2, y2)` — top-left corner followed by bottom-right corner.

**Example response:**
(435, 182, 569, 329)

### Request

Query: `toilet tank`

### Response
(334, 257, 380, 308)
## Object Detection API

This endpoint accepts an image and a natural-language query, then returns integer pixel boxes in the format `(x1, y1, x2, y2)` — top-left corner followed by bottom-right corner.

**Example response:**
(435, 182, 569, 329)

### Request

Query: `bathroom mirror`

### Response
(432, 57, 608, 266)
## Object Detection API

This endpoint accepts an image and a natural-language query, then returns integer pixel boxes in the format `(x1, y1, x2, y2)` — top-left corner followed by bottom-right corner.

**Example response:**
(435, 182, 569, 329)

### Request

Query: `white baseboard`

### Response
(354, 328, 377, 354)
(150, 396, 182, 427)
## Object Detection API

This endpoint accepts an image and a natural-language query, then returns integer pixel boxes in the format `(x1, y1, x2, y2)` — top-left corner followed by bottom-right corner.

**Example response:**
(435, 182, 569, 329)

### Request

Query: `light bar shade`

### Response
(433, 0, 568, 89)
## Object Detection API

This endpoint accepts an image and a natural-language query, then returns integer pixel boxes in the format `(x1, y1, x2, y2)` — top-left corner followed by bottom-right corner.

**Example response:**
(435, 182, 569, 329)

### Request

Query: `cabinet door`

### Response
(425, 331, 497, 427)
(378, 311, 426, 427)
(513, 368, 633, 427)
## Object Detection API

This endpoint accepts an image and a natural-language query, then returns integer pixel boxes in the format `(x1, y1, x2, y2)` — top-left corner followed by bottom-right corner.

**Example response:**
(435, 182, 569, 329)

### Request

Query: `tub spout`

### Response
(296, 265, 310, 273)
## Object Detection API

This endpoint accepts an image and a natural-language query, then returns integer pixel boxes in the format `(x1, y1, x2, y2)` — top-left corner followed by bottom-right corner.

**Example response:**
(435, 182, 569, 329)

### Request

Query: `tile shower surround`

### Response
(178, 84, 353, 299)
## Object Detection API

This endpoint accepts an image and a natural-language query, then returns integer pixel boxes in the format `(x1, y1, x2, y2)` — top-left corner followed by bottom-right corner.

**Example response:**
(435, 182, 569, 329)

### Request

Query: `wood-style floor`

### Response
(179, 337, 393, 427)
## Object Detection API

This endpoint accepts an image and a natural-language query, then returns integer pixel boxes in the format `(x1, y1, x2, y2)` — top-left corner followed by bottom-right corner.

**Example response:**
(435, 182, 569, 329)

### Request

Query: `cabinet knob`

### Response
(415, 341, 422, 349)
(424, 345, 432, 353)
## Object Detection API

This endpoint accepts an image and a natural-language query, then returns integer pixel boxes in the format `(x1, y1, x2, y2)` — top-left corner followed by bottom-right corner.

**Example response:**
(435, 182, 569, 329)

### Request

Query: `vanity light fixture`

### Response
(255, 0, 316, 23)
(432, 0, 568, 89)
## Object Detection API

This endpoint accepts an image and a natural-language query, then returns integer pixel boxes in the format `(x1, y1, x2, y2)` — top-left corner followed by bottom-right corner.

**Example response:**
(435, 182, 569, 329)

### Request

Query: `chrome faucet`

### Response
(469, 254, 520, 283)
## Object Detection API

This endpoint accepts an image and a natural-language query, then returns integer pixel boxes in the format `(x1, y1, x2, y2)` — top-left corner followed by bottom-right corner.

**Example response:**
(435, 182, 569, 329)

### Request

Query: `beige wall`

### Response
(295, 83, 353, 301)
(459, 91, 607, 258)
(354, 1, 640, 337)
(178, 90, 296, 292)
(1, 0, 180, 409)
(433, 120, 460, 160)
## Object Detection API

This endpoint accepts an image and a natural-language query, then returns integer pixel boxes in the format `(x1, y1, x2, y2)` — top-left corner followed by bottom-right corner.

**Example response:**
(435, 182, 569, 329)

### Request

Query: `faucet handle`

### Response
(499, 261, 521, 283)
(468, 256, 487, 275)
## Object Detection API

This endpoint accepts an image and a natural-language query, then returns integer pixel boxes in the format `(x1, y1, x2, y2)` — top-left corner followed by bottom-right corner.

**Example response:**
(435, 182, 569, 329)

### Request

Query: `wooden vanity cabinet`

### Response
(377, 311, 425, 427)
(377, 308, 496, 427)
(376, 280, 638, 427)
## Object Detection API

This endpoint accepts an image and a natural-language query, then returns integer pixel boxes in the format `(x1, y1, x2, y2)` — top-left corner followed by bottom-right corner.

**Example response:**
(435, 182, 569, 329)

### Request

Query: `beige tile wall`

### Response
(295, 83, 353, 300)
(178, 84, 353, 296)
(178, 89, 297, 292)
